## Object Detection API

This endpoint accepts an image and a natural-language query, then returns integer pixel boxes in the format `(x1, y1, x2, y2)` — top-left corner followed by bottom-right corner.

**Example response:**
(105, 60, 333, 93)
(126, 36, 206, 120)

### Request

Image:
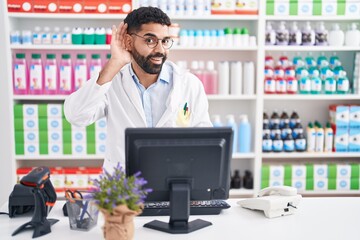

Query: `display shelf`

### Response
(229, 188, 254, 198)
(264, 46, 360, 52)
(299, 190, 360, 196)
(265, 15, 360, 21)
(13, 95, 69, 101)
(232, 153, 256, 159)
(262, 152, 360, 159)
(15, 155, 105, 160)
(263, 94, 360, 100)
(207, 95, 257, 100)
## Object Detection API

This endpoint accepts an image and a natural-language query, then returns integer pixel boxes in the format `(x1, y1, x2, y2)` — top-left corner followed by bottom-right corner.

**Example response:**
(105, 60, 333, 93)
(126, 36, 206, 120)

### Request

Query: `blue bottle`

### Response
(212, 115, 223, 127)
(226, 114, 238, 154)
(238, 114, 251, 153)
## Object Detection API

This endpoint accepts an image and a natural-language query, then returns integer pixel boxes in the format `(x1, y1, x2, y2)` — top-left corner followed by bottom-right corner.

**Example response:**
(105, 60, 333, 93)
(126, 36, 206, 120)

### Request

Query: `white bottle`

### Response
(226, 114, 238, 154)
(42, 26, 52, 44)
(315, 124, 324, 152)
(243, 61, 255, 95)
(289, 22, 302, 46)
(276, 21, 289, 45)
(230, 61, 242, 95)
(62, 27, 72, 44)
(212, 114, 222, 127)
(32, 26, 42, 44)
(306, 122, 316, 152)
(345, 23, 360, 46)
(217, 61, 230, 95)
(52, 27, 62, 44)
(265, 21, 276, 45)
(301, 21, 315, 46)
(328, 23, 345, 46)
(324, 123, 334, 152)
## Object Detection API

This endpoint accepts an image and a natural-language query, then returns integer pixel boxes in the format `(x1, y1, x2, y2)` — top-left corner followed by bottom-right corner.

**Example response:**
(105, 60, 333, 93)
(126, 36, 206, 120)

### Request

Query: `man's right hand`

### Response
(96, 22, 131, 86)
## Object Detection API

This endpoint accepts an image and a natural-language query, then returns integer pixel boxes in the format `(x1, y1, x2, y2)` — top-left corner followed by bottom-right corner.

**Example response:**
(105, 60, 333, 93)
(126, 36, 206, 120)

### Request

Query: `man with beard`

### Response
(64, 7, 212, 170)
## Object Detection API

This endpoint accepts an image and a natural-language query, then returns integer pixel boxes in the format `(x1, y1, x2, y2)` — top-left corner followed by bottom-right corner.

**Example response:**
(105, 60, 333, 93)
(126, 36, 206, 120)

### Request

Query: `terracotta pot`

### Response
(99, 205, 142, 240)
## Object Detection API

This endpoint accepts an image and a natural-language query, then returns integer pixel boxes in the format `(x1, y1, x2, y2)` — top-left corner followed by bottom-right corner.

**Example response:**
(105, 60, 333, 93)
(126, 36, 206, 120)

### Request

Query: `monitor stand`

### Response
(144, 181, 212, 234)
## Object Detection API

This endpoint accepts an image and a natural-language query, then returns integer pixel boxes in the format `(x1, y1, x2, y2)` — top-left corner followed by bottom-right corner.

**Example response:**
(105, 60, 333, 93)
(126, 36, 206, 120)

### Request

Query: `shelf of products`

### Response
(1, 1, 360, 199)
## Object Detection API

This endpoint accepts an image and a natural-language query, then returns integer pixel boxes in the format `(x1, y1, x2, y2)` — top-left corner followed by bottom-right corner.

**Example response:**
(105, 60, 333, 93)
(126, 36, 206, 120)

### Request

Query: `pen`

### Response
(183, 102, 188, 116)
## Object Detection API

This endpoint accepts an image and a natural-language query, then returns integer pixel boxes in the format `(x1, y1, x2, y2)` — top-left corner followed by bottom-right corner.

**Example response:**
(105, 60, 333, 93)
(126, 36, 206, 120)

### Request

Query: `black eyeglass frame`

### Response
(129, 33, 174, 49)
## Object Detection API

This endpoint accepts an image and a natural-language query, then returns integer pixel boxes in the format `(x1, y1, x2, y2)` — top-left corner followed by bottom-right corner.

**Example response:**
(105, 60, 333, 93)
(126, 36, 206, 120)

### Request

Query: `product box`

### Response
(349, 128, 360, 152)
(292, 165, 307, 179)
(23, 104, 38, 119)
(211, 0, 236, 14)
(298, 1, 313, 15)
(48, 142, 63, 155)
(329, 105, 349, 130)
(87, 167, 102, 189)
(337, 178, 350, 190)
(108, 0, 132, 14)
(313, 164, 328, 179)
(47, 104, 63, 118)
(24, 130, 39, 143)
(269, 178, 284, 187)
(24, 142, 39, 155)
(72, 142, 87, 155)
(58, 0, 84, 13)
(48, 131, 62, 143)
(48, 118, 62, 131)
(64, 167, 88, 190)
(269, 165, 284, 180)
(321, 0, 338, 16)
(33, 0, 58, 13)
(50, 167, 65, 192)
(314, 178, 328, 191)
(349, 105, 360, 130)
(345, 0, 360, 16)
(23, 118, 39, 131)
(96, 142, 106, 154)
(83, 0, 107, 13)
(95, 118, 107, 131)
(7, 0, 33, 12)
(96, 131, 107, 143)
(235, 0, 258, 15)
(71, 127, 86, 143)
(292, 179, 306, 191)
(335, 164, 352, 179)
(334, 128, 349, 152)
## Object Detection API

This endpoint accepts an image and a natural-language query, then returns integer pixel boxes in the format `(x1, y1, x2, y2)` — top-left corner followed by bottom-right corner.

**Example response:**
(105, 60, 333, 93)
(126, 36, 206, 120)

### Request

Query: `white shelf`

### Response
(170, 15, 259, 21)
(232, 153, 256, 159)
(262, 152, 360, 159)
(208, 95, 257, 100)
(263, 94, 360, 100)
(229, 188, 254, 198)
(13, 95, 68, 101)
(173, 46, 258, 51)
(265, 45, 360, 52)
(15, 155, 105, 160)
(265, 15, 360, 21)
(300, 190, 360, 196)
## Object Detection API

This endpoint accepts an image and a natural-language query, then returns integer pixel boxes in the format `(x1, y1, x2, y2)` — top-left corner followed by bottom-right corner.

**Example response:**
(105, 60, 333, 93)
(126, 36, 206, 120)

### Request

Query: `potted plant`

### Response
(89, 163, 152, 240)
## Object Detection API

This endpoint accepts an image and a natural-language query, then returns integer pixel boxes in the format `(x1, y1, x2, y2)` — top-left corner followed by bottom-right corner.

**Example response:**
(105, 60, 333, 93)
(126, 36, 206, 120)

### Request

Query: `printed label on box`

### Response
(23, 104, 38, 118)
(274, 0, 289, 16)
(337, 164, 351, 179)
(269, 165, 284, 180)
(24, 130, 39, 143)
(49, 142, 63, 155)
(314, 164, 328, 179)
(292, 179, 306, 191)
(24, 142, 39, 155)
(292, 165, 306, 179)
(314, 178, 328, 191)
(48, 118, 62, 131)
(72, 143, 87, 155)
(335, 130, 349, 152)
(322, 1, 337, 16)
(349, 129, 360, 152)
(269, 178, 284, 187)
(47, 104, 62, 118)
(337, 179, 350, 190)
(96, 142, 106, 154)
(298, 1, 312, 16)
(48, 130, 63, 143)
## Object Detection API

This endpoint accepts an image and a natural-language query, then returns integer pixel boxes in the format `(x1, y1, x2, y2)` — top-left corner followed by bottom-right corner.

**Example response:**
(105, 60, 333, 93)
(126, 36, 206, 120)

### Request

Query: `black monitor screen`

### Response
(125, 127, 233, 234)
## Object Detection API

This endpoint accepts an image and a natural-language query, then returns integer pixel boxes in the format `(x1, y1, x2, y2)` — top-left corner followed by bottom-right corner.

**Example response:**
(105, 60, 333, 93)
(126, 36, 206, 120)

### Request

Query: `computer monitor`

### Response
(125, 127, 233, 234)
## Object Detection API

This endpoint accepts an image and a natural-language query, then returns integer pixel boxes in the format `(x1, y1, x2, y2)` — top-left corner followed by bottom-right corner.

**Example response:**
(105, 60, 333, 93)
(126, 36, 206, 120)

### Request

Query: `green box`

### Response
(328, 164, 337, 179)
(13, 104, 23, 118)
(14, 118, 23, 131)
(261, 165, 270, 182)
(306, 164, 314, 179)
(350, 178, 359, 190)
(306, 178, 314, 190)
(351, 164, 359, 179)
(15, 143, 24, 155)
(38, 104, 47, 118)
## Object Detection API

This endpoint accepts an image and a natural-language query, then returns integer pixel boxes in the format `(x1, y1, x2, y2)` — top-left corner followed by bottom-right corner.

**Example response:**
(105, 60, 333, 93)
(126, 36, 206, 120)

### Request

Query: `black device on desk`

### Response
(126, 127, 233, 234)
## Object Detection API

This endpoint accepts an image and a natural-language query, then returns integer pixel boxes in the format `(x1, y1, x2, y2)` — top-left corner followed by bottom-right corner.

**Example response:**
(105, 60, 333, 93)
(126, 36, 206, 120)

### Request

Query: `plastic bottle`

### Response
(263, 111, 270, 125)
(281, 122, 292, 140)
(289, 22, 302, 46)
(280, 110, 289, 128)
(270, 111, 280, 128)
(306, 122, 316, 152)
(240, 27, 249, 47)
(295, 132, 306, 152)
(328, 23, 344, 46)
(212, 115, 222, 127)
(218, 61, 230, 95)
(231, 170, 241, 189)
(29, 53, 43, 95)
(74, 54, 87, 91)
(315, 22, 328, 46)
(95, 27, 106, 45)
(72, 27, 83, 45)
(310, 70, 322, 94)
(224, 27, 233, 46)
(42, 26, 52, 44)
(10, 31, 21, 45)
(238, 114, 251, 153)
(21, 30, 32, 45)
(292, 122, 304, 139)
(203, 61, 218, 95)
(337, 70, 350, 94)
(44, 54, 57, 95)
(106, 28, 112, 44)
(289, 110, 300, 129)
(324, 122, 334, 152)
(275, 76, 287, 94)
(264, 64, 274, 78)
(226, 114, 238, 154)
(89, 54, 102, 78)
(13, 53, 28, 95)
(230, 61, 242, 95)
(217, 29, 226, 47)
(203, 29, 211, 47)
(32, 26, 42, 44)
(345, 23, 360, 46)
(265, 22, 276, 45)
(190, 61, 204, 86)
(271, 123, 281, 140)
(243, 61, 255, 95)
(315, 123, 324, 152)
(194, 29, 204, 47)
(302, 21, 315, 46)
(265, 55, 274, 68)
(233, 28, 242, 47)
(59, 54, 72, 94)
(324, 71, 337, 94)
(243, 170, 253, 189)
(272, 133, 283, 152)
(262, 133, 273, 152)
(263, 122, 271, 137)
(284, 133, 295, 152)
(264, 77, 276, 94)
(62, 27, 72, 44)
(286, 76, 298, 94)
(83, 27, 95, 45)
(276, 21, 289, 45)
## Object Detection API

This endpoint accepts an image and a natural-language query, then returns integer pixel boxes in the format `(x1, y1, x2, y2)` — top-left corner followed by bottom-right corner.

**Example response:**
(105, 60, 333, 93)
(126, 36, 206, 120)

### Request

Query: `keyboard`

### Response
(140, 200, 231, 216)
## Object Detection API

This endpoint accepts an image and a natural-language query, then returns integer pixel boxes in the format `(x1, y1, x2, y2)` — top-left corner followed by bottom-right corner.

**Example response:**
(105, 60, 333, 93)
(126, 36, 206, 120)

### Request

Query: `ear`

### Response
(124, 34, 133, 51)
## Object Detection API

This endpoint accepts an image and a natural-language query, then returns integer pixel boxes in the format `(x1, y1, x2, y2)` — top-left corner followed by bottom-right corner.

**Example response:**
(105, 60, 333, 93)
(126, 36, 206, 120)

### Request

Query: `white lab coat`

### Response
(64, 61, 212, 171)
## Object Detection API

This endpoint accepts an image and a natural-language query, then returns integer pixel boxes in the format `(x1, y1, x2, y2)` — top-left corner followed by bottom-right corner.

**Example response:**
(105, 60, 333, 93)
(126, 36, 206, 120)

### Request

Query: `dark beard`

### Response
(132, 48, 167, 74)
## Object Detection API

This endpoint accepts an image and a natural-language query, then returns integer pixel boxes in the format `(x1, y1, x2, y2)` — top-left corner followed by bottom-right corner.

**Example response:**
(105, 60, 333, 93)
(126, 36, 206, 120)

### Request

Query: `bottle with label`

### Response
(44, 54, 57, 95)
(315, 21, 328, 46)
(59, 54, 72, 94)
(263, 111, 269, 125)
(265, 21, 276, 45)
(13, 53, 28, 95)
(270, 111, 280, 128)
(292, 122, 304, 139)
(231, 170, 242, 189)
(243, 61, 255, 95)
(328, 23, 344, 46)
(306, 122, 316, 152)
(345, 23, 360, 46)
(337, 70, 350, 94)
(264, 77, 276, 94)
(272, 133, 283, 152)
(263, 122, 271, 137)
(29, 53, 43, 95)
(271, 123, 281, 140)
(83, 27, 95, 45)
(315, 123, 324, 152)
(32, 26, 42, 44)
(95, 27, 106, 45)
(262, 133, 272, 152)
(230, 61, 242, 95)
(299, 74, 311, 94)
(218, 61, 230, 95)
(279, 110, 289, 128)
(295, 132, 306, 152)
(284, 133, 295, 152)
(289, 22, 302, 45)
(203, 61, 218, 95)
(275, 76, 287, 94)
(324, 71, 337, 94)
(286, 76, 298, 94)
(72, 27, 83, 45)
(302, 21, 315, 46)
(281, 122, 292, 140)
(289, 110, 300, 129)
(74, 54, 87, 91)
(212, 115, 222, 127)
(224, 27, 233, 46)
(310, 70, 322, 94)
(42, 27, 52, 44)
(62, 27, 72, 44)
(106, 27, 112, 44)
(276, 21, 289, 45)
(52, 27, 62, 44)
(238, 114, 251, 153)
(324, 122, 334, 152)
(89, 54, 102, 79)
(226, 114, 238, 154)
(240, 27, 249, 47)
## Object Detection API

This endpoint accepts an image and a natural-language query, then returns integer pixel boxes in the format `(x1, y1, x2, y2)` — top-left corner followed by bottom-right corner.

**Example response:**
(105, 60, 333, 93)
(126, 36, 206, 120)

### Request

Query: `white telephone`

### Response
(238, 186, 302, 218)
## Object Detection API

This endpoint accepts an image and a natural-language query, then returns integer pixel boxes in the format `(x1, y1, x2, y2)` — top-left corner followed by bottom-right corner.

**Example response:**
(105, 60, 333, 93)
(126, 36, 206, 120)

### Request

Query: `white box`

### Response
(71, 129, 86, 143)
(269, 165, 284, 180)
(337, 178, 350, 190)
(274, 0, 289, 16)
(322, 1, 337, 15)
(48, 118, 62, 131)
(346, 2, 360, 16)
(349, 129, 360, 152)
(72, 142, 87, 155)
(298, 1, 312, 16)
(96, 142, 106, 154)
(337, 164, 351, 179)
(48, 130, 62, 143)
(314, 178, 328, 191)
(292, 179, 306, 191)
(292, 165, 306, 179)
(95, 118, 107, 131)
(24, 130, 39, 143)
(269, 179, 284, 187)
(334, 130, 349, 152)
(314, 164, 328, 179)
(96, 131, 107, 143)
(24, 118, 38, 130)
(24, 142, 39, 155)
(47, 104, 62, 118)
(48, 142, 63, 155)
(23, 104, 38, 118)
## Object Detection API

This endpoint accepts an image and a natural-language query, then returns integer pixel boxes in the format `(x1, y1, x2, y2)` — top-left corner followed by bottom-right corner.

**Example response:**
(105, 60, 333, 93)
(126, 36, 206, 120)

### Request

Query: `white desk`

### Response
(1, 197, 359, 240)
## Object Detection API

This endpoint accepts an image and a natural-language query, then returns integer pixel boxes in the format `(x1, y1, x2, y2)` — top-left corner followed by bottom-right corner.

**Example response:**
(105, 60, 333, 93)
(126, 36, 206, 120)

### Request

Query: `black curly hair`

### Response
(124, 7, 171, 33)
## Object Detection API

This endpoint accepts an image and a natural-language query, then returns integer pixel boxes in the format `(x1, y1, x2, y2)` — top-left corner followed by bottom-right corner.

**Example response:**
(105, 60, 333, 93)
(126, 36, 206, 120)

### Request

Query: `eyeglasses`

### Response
(130, 33, 174, 49)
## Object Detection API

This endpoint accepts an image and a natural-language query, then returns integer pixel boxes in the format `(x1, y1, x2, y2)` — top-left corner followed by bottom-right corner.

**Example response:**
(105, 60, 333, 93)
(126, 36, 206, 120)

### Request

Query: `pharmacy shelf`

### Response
(232, 153, 256, 159)
(207, 95, 257, 100)
(15, 155, 104, 160)
(8, 12, 258, 21)
(263, 94, 360, 100)
(264, 46, 360, 52)
(265, 15, 360, 21)
(262, 152, 360, 159)
(172, 46, 258, 51)
(229, 188, 254, 198)
(300, 190, 360, 196)
(13, 95, 68, 101)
